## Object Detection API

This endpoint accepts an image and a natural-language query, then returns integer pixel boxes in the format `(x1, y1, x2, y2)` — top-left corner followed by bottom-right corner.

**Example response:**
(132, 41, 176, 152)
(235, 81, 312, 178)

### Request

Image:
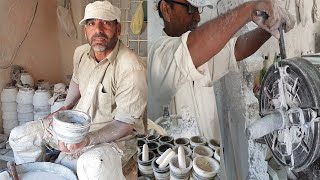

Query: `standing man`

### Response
(148, 0, 294, 140)
(9, 1, 147, 179)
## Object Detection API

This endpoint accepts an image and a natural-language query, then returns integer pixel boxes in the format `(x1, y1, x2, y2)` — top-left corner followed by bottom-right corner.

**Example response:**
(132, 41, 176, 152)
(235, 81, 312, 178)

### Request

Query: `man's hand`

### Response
(252, 0, 295, 39)
(44, 105, 72, 120)
(58, 136, 90, 153)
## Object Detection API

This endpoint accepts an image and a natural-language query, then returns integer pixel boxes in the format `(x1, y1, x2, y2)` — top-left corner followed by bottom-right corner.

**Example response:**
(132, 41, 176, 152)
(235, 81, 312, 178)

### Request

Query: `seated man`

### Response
(9, 1, 147, 179)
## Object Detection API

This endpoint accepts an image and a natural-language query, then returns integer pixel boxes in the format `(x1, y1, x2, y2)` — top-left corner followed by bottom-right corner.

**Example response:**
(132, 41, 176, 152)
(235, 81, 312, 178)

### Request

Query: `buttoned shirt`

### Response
(72, 40, 147, 133)
(148, 31, 238, 140)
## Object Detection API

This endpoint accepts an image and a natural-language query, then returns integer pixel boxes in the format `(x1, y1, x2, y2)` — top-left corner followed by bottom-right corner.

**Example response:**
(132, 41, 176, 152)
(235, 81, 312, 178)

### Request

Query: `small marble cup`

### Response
(190, 136, 207, 149)
(146, 134, 161, 142)
(174, 137, 190, 147)
(157, 143, 174, 155)
(159, 135, 174, 145)
(192, 145, 214, 159)
(147, 141, 160, 155)
(173, 145, 192, 158)
(208, 138, 220, 151)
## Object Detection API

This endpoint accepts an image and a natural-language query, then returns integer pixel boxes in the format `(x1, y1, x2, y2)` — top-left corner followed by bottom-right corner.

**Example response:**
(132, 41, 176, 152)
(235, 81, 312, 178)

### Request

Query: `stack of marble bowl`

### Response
(1, 85, 19, 135)
(16, 86, 35, 125)
(33, 87, 52, 121)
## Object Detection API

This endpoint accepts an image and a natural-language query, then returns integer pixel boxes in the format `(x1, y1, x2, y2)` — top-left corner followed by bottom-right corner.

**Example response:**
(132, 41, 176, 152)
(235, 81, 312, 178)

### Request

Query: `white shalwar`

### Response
(148, 31, 239, 141)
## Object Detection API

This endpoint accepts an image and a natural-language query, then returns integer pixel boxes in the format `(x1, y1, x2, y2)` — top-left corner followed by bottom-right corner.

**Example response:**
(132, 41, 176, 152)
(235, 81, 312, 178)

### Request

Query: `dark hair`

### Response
(158, 0, 174, 18)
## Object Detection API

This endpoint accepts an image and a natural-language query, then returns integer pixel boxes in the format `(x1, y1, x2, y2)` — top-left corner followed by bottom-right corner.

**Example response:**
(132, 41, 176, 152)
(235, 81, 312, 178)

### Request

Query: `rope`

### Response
(0, 1, 39, 69)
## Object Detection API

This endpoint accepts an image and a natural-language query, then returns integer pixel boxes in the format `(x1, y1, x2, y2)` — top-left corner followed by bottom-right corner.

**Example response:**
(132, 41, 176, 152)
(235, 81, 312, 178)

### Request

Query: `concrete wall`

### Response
(0, 0, 84, 132)
(0, 0, 84, 86)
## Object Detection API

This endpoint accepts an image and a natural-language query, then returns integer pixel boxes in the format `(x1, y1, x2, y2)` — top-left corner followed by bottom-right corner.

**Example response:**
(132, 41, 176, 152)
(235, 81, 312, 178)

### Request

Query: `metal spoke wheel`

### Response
(259, 57, 320, 172)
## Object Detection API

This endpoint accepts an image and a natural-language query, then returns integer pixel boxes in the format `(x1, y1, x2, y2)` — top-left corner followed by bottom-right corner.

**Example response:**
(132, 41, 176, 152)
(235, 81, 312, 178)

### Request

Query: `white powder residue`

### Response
(18, 171, 67, 180)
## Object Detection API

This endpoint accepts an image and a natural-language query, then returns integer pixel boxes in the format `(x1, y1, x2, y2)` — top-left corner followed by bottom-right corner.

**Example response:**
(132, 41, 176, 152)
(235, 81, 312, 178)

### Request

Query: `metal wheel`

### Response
(259, 57, 320, 171)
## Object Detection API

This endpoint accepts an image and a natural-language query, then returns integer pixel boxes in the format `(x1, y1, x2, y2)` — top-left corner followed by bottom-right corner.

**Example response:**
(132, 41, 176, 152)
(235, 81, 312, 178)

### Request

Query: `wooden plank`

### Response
(123, 156, 138, 180)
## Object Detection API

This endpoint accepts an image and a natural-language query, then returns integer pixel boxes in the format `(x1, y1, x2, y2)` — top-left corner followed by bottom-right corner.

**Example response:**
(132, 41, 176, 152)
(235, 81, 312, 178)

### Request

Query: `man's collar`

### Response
(162, 29, 168, 36)
(86, 39, 120, 64)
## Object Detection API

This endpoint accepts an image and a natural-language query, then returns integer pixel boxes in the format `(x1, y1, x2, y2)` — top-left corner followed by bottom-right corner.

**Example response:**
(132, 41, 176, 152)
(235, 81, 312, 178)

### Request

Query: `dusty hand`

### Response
(58, 137, 90, 153)
(44, 113, 55, 119)
(252, 0, 295, 39)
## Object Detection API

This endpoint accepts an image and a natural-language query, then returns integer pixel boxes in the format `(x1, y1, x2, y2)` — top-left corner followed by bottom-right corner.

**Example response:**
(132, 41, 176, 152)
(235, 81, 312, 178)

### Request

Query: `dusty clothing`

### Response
(148, 31, 238, 140)
(9, 119, 125, 180)
(72, 40, 147, 133)
(9, 39, 146, 179)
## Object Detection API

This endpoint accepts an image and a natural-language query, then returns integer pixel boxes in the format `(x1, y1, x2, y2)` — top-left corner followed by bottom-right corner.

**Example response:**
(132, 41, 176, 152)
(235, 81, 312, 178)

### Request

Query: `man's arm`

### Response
(188, 1, 277, 68)
(61, 79, 81, 110)
(60, 121, 133, 152)
(87, 121, 134, 145)
(234, 27, 271, 61)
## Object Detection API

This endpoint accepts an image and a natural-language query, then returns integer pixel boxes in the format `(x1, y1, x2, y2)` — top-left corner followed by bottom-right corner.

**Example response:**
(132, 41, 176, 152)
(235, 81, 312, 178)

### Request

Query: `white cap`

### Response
(79, 1, 121, 25)
(186, 0, 213, 8)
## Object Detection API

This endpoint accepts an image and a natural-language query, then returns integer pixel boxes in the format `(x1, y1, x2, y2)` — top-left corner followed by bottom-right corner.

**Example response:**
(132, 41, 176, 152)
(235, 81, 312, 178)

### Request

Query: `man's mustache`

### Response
(92, 32, 108, 39)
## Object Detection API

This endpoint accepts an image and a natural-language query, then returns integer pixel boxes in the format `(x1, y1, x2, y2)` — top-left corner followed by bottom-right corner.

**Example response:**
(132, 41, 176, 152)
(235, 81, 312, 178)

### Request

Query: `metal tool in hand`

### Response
(256, 10, 287, 58)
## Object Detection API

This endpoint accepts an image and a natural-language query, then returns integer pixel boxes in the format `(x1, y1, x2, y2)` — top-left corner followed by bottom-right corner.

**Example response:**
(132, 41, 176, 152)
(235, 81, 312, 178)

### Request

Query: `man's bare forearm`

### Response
(188, 2, 254, 68)
(87, 120, 134, 146)
(63, 79, 81, 109)
(235, 27, 271, 61)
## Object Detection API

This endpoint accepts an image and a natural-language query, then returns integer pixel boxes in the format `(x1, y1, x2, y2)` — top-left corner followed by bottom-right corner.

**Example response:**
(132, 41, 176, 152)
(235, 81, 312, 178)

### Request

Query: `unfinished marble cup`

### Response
(159, 135, 174, 145)
(147, 141, 160, 155)
(52, 110, 91, 144)
(208, 139, 220, 151)
(138, 139, 147, 152)
(157, 143, 174, 155)
(192, 145, 214, 159)
(174, 138, 190, 147)
(190, 136, 207, 149)
(146, 134, 161, 142)
(152, 157, 170, 180)
(138, 151, 156, 178)
(169, 155, 193, 180)
(1, 86, 18, 103)
(192, 156, 220, 179)
(173, 146, 192, 158)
